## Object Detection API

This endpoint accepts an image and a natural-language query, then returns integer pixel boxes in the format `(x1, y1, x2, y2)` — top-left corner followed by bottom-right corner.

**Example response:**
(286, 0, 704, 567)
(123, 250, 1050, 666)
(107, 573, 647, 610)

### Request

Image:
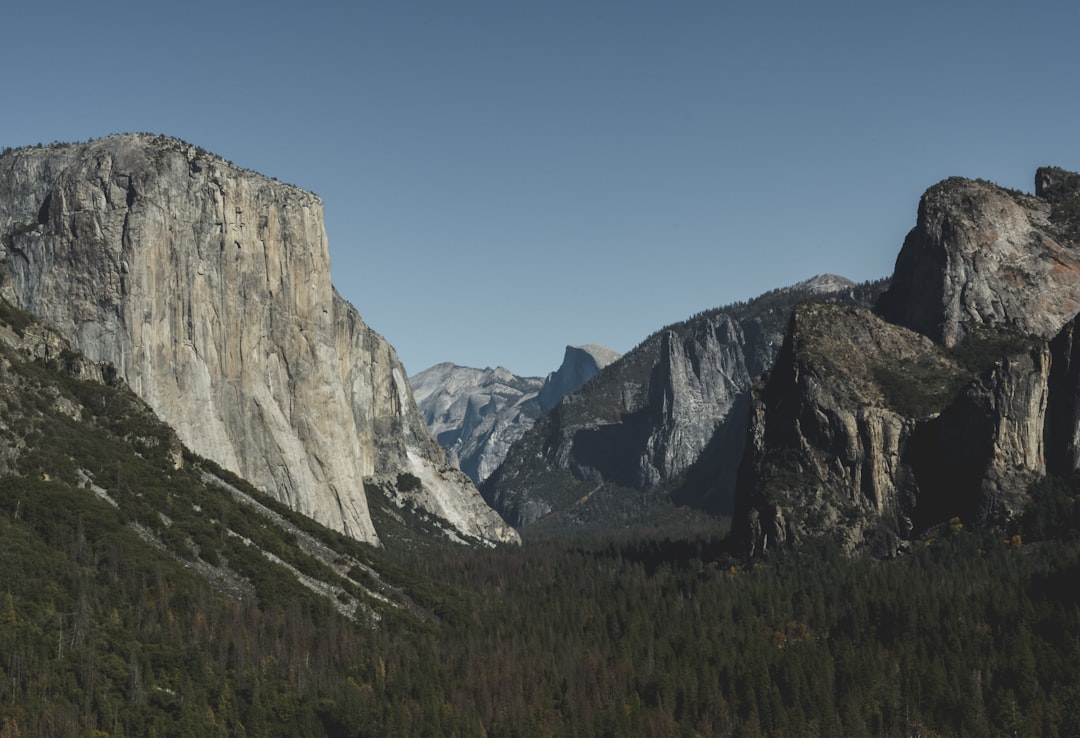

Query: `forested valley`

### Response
(4, 467, 1080, 737)
(0, 294, 1077, 737)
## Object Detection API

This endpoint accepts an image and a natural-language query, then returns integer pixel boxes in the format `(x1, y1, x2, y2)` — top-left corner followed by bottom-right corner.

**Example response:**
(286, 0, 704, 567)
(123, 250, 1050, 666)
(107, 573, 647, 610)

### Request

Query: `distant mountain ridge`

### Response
(538, 344, 623, 412)
(481, 274, 886, 534)
(410, 364, 545, 485)
(411, 344, 621, 484)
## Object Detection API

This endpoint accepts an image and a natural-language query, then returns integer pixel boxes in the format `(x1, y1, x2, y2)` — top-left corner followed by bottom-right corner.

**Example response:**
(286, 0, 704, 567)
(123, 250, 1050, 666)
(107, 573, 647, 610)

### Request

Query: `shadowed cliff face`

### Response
(737, 302, 1051, 555)
(739, 168, 1080, 555)
(482, 276, 885, 533)
(0, 135, 518, 546)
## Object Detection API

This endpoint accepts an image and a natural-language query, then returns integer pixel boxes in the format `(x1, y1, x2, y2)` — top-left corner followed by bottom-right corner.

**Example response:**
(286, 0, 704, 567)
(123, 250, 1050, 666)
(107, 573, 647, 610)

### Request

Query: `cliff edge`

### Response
(0, 134, 518, 546)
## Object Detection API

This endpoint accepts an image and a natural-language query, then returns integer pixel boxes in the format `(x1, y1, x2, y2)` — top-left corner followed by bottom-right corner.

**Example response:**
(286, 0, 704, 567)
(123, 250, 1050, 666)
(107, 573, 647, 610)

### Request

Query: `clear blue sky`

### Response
(3, 1, 1078, 377)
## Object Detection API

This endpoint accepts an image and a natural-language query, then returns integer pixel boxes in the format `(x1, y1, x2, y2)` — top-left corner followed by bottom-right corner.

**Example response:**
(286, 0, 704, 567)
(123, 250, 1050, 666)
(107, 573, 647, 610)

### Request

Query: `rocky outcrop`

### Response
(0, 134, 517, 546)
(557, 315, 751, 489)
(740, 167, 1080, 555)
(411, 363, 544, 484)
(482, 276, 885, 532)
(1045, 318, 1080, 476)
(736, 301, 1052, 554)
(877, 174, 1080, 346)
(538, 344, 621, 412)
(906, 342, 1049, 530)
(740, 304, 923, 554)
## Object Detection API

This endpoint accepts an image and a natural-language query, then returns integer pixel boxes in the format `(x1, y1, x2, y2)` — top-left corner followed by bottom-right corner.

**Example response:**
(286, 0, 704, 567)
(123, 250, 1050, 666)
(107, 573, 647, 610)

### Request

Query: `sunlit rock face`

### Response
(538, 344, 622, 413)
(878, 172, 1080, 347)
(0, 134, 518, 546)
(411, 363, 545, 485)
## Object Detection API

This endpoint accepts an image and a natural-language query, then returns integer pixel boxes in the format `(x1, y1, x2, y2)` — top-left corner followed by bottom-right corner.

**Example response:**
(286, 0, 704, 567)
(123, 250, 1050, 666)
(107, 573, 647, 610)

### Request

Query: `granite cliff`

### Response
(877, 172, 1080, 346)
(0, 134, 517, 546)
(482, 276, 885, 533)
(738, 167, 1080, 555)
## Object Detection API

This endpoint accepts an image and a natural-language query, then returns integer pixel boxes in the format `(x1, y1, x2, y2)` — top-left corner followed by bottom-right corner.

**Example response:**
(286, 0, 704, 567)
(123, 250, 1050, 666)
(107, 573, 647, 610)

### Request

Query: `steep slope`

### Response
(411, 345, 620, 486)
(482, 275, 886, 532)
(0, 135, 516, 546)
(736, 301, 1048, 555)
(738, 167, 1080, 554)
(0, 303, 498, 733)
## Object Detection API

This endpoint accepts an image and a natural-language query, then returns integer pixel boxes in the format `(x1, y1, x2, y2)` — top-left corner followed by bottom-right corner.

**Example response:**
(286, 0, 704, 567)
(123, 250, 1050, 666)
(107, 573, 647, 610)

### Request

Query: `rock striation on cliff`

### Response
(0, 134, 518, 546)
(482, 275, 885, 532)
(877, 173, 1080, 346)
(738, 167, 1080, 555)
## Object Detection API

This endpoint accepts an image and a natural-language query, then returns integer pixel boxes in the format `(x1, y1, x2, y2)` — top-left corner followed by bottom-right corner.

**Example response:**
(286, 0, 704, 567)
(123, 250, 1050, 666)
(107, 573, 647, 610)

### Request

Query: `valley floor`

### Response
(5, 477, 1080, 737)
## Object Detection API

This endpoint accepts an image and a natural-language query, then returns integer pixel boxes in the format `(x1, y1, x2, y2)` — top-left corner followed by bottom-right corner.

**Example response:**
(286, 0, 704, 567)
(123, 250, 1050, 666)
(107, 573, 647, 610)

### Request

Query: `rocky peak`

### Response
(738, 302, 963, 554)
(877, 172, 1080, 347)
(0, 134, 518, 546)
(538, 344, 621, 412)
(1035, 166, 1080, 247)
(411, 345, 620, 488)
(791, 273, 857, 296)
(1035, 166, 1080, 203)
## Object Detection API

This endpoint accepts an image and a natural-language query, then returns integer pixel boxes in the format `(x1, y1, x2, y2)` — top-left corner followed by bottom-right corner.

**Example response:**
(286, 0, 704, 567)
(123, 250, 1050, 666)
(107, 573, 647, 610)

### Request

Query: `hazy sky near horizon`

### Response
(3, 1, 1079, 377)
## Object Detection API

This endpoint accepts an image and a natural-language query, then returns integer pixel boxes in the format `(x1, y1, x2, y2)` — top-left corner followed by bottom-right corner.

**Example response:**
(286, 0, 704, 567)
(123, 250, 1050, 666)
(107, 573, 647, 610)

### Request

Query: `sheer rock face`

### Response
(737, 302, 1053, 555)
(741, 169, 1080, 555)
(484, 314, 758, 528)
(739, 304, 928, 554)
(914, 345, 1051, 529)
(481, 276, 882, 532)
(0, 135, 518, 546)
(550, 315, 751, 489)
(639, 317, 752, 485)
(877, 174, 1080, 346)
(1046, 318, 1080, 476)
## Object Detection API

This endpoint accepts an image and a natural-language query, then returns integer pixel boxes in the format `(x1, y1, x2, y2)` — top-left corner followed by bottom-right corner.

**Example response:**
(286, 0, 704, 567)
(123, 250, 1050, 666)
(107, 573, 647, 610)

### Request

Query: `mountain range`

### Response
(740, 167, 1080, 555)
(472, 166, 1080, 556)
(5, 135, 1080, 735)
(410, 344, 620, 485)
(477, 274, 887, 535)
(8, 134, 1080, 559)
